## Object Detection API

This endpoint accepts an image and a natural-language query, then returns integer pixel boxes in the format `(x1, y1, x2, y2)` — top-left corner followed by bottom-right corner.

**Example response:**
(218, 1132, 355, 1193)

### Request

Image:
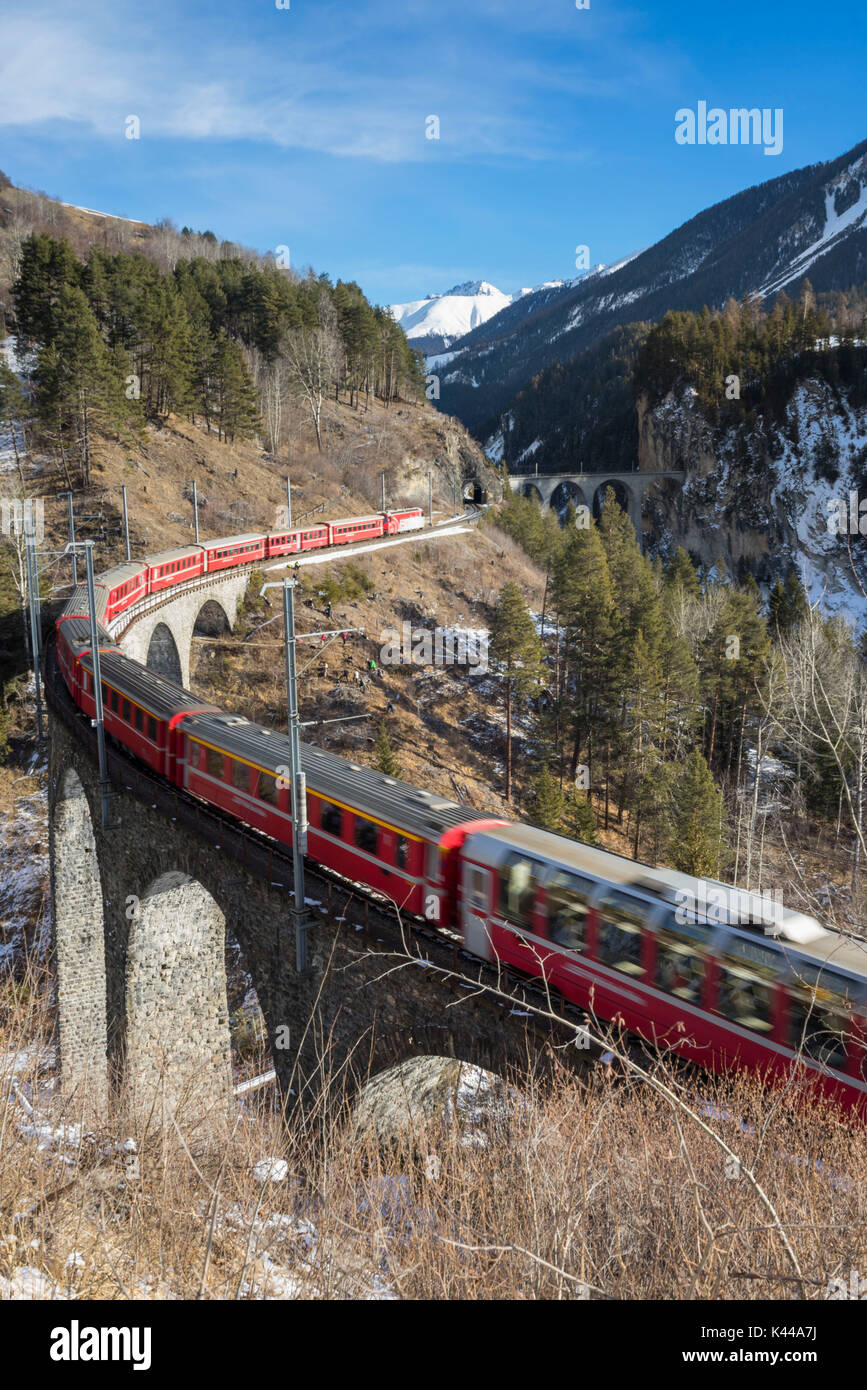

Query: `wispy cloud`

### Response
(0, 3, 683, 163)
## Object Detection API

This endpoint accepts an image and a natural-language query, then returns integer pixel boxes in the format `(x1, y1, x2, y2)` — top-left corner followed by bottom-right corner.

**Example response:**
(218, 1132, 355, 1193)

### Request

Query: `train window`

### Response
(258, 772, 279, 806)
(122, 698, 131, 722)
(715, 935, 779, 1033)
(395, 836, 408, 870)
(499, 853, 544, 930)
(232, 759, 249, 793)
(655, 916, 710, 1003)
(596, 892, 647, 976)
(354, 816, 378, 855)
(147, 716, 157, 741)
(110, 688, 119, 713)
(134, 706, 143, 732)
(321, 802, 342, 837)
(786, 961, 856, 1071)
(206, 747, 224, 780)
(547, 870, 596, 951)
(101, 682, 109, 705)
(468, 867, 487, 911)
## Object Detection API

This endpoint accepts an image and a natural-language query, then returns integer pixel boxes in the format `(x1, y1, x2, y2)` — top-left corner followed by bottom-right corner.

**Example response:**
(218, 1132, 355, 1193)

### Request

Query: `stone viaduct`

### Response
(106, 568, 250, 689)
(509, 470, 684, 546)
(46, 557, 577, 1128)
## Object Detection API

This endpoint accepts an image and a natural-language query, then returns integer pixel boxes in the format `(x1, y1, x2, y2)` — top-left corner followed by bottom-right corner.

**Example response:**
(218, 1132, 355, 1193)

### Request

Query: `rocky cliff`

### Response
(639, 378, 867, 623)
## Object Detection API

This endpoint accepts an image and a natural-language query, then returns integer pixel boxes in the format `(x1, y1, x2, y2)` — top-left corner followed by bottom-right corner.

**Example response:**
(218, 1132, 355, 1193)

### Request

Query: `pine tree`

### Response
(670, 751, 728, 876)
(561, 786, 598, 845)
(665, 547, 701, 598)
(769, 571, 808, 637)
(212, 332, 261, 443)
(12, 233, 81, 346)
(375, 720, 401, 778)
(36, 285, 121, 485)
(530, 764, 564, 832)
(489, 581, 544, 801)
(553, 520, 615, 785)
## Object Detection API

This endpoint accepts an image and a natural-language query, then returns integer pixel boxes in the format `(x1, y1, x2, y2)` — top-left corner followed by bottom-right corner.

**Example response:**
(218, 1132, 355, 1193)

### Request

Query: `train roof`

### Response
(330, 514, 383, 527)
(202, 534, 264, 548)
(183, 712, 482, 838)
(80, 649, 222, 721)
(147, 545, 204, 566)
(99, 561, 149, 588)
(61, 584, 109, 625)
(478, 823, 867, 986)
(57, 616, 119, 654)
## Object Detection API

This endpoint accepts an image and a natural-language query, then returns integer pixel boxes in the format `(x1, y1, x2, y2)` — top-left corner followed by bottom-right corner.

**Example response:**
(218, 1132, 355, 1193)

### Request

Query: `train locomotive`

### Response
(54, 505, 867, 1114)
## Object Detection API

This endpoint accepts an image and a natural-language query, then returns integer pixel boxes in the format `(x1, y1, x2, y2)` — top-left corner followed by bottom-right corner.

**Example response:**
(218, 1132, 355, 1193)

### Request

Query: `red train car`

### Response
(201, 534, 267, 574)
(147, 546, 205, 594)
(56, 616, 120, 706)
(178, 713, 501, 918)
(76, 648, 219, 779)
(328, 515, 385, 547)
(266, 530, 302, 558)
(101, 562, 149, 624)
(456, 822, 867, 1111)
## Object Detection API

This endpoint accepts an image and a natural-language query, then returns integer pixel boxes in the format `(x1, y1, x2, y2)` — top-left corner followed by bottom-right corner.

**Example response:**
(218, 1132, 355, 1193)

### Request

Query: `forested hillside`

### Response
(493, 322, 651, 475)
(1, 212, 424, 487)
(436, 137, 867, 440)
(492, 488, 867, 928)
(495, 282, 867, 482)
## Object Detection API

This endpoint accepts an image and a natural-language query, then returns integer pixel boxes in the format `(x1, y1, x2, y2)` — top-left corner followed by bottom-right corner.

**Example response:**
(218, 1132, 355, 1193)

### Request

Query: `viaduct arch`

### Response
(511, 469, 684, 545)
(111, 570, 248, 690)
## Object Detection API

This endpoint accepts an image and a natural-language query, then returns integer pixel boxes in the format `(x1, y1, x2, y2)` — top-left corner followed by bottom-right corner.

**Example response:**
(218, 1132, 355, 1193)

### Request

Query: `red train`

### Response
(54, 513, 867, 1116)
(75, 508, 426, 631)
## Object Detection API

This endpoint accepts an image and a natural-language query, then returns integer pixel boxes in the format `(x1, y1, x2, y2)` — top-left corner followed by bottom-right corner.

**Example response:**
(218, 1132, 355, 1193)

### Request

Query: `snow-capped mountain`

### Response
(427, 137, 867, 439)
(389, 269, 628, 358)
(388, 281, 517, 356)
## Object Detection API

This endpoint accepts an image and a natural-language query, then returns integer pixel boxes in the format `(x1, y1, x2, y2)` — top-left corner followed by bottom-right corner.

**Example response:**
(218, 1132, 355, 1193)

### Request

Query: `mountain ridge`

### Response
(427, 136, 867, 442)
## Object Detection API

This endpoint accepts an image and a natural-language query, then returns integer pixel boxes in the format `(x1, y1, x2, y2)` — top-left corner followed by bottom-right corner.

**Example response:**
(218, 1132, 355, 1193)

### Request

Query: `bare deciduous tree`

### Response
(282, 299, 341, 453)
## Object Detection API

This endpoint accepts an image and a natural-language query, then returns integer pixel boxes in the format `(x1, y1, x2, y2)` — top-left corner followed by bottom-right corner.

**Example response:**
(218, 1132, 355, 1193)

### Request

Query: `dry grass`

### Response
(2, 951, 865, 1301)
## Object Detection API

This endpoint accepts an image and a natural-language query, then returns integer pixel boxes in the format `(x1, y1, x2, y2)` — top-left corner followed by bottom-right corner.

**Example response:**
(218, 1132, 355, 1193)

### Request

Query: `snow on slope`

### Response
(59, 202, 147, 225)
(758, 164, 867, 298)
(389, 281, 514, 346)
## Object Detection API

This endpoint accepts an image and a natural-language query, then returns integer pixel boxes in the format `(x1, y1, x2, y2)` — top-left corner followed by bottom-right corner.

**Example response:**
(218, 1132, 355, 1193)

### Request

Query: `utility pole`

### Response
(57, 491, 78, 586)
(24, 501, 43, 740)
(381, 471, 386, 514)
(259, 579, 363, 972)
(452, 478, 457, 517)
(83, 541, 111, 830)
(285, 476, 292, 530)
(120, 485, 131, 561)
(192, 480, 199, 543)
(282, 578, 310, 972)
(428, 471, 433, 528)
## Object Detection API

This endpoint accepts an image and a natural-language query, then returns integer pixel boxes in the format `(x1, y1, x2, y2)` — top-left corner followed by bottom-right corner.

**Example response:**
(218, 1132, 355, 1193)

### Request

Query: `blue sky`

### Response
(0, 0, 864, 305)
